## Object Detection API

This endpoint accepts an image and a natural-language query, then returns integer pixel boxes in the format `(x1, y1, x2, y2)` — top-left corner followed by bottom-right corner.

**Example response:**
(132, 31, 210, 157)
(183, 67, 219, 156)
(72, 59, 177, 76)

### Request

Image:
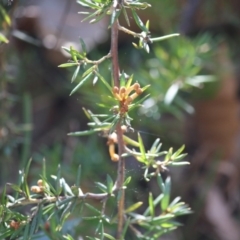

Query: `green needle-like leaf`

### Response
(68, 129, 100, 136)
(143, 193, 163, 216)
(122, 7, 130, 26)
(71, 65, 81, 82)
(85, 203, 101, 214)
(56, 165, 62, 196)
(70, 72, 93, 95)
(157, 173, 165, 193)
(0, 6, 11, 25)
(110, 8, 121, 26)
(95, 182, 107, 193)
(0, 33, 9, 43)
(95, 72, 112, 93)
(58, 63, 79, 68)
(79, 38, 87, 55)
(29, 213, 38, 238)
(150, 33, 180, 42)
(76, 165, 81, 187)
(124, 176, 131, 186)
(137, 133, 147, 163)
(106, 175, 113, 194)
(125, 74, 133, 89)
(123, 135, 140, 147)
(161, 177, 171, 211)
(131, 10, 148, 32)
(23, 222, 30, 240)
(148, 192, 155, 217)
(103, 233, 116, 240)
(125, 201, 143, 213)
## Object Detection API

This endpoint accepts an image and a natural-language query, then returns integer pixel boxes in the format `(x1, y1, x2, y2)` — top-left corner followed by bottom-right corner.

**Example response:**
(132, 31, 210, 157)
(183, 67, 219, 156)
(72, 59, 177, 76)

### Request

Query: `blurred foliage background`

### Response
(1, 0, 240, 239)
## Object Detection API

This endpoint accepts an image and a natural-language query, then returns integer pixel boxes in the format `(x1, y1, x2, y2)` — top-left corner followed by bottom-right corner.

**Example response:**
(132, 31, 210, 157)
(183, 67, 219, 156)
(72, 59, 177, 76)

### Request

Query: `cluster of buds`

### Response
(112, 82, 143, 115)
(107, 125, 127, 161)
(30, 179, 44, 193)
(9, 220, 21, 230)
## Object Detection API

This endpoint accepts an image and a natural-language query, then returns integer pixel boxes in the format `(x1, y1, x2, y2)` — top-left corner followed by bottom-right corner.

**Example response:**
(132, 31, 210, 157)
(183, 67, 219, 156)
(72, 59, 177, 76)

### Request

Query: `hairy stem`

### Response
(111, 1, 126, 239)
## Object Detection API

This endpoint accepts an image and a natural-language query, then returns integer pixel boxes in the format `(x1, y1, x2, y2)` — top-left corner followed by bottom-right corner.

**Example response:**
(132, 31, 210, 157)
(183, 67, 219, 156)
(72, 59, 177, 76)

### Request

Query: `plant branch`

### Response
(82, 52, 111, 65)
(7, 192, 110, 209)
(118, 24, 142, 38)
(116, 126, 125, 239)
(111, 1, 126, 239)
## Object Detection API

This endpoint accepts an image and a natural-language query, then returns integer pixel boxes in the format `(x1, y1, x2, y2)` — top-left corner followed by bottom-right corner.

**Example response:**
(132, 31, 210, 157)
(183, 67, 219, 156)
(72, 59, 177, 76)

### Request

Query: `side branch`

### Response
(83, 52, 111, 65)
(7, 192, 110, 209)
(118, 24, 142, 38)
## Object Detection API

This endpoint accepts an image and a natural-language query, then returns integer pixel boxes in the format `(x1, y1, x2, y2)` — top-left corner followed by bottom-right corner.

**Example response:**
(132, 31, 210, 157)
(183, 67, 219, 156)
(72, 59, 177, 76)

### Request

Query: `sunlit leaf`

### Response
(125, 201, 143, 213)
(103, 233, 116, 240)
(58, 63, 79, 68)
(0, 6, 11, 25)
(0, 32, 8, 43)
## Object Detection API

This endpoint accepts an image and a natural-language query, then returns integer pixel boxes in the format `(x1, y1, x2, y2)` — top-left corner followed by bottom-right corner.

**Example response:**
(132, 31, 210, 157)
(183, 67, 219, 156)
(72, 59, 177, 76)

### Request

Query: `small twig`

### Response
(7, 192, 110, 208)
(128, 222, 144, 238)
(123, 214, 144, 238)
(83, 52, 112, 65)
(118, 24, 142, 38)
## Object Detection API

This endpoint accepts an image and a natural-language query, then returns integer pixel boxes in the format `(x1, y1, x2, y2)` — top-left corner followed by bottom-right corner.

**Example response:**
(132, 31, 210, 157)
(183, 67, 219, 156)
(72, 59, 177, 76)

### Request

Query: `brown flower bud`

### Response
(136, 88, 143, 95)
(121, 125, 127, 133)
(113, 86, 119, 94)
(133, 83, 140, 91)
(10, 220, 20, 230)
(111, 153, 119, 162)
(119, 86, 126, 94)
(109, 143, 119, 161)
(125, 96, 133, 104)
(37, 179, 43, 187)
(31, 186, 42, 193)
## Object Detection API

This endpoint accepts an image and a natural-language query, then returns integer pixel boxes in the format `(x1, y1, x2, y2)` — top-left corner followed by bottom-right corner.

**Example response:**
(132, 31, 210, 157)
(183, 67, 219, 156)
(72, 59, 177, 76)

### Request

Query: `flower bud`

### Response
(136, 88, 143, 95)
(37, 179, 43, 187)
(111, 153, 119, 162)
(10, 220, 20, 230)
(133, 83, 140, 91)
(121, 125, 127, 133)
(113, 86, 119, 94)
(31, 186, 42, 193)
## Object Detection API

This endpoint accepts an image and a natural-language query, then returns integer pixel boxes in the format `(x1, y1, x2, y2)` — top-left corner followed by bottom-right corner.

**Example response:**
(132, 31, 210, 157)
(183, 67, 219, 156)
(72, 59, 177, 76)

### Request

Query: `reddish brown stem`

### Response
(111, 1, 126, 239)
